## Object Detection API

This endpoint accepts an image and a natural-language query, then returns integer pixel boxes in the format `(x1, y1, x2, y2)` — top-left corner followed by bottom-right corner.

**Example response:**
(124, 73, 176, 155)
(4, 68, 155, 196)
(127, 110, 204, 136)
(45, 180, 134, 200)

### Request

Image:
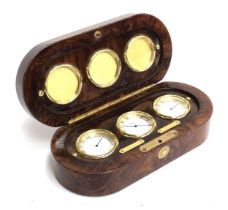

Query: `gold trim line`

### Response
(119, 139, 145, 154)
(157, 120, 180, 133)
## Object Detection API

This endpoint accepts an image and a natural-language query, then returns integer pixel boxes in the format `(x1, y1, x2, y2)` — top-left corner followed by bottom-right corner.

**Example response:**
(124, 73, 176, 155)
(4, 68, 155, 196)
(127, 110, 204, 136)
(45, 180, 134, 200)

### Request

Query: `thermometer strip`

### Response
(119, 139, 145, 154)
(157, 120, 180, 133)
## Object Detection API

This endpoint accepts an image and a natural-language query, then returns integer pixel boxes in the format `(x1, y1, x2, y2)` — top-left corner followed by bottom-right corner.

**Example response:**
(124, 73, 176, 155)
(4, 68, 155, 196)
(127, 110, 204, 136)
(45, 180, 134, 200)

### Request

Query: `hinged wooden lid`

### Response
(16, 13, 172, 126)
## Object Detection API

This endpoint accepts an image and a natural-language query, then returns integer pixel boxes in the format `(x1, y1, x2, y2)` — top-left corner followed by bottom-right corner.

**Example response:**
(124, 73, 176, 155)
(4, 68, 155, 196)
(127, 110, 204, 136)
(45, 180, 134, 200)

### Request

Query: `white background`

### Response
(0, 0, 227, 209)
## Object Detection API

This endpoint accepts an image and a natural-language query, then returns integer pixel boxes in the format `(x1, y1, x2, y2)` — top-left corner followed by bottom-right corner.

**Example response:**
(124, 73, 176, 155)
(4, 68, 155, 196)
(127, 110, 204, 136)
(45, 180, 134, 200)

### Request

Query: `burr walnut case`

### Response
(16, 13, 213, 196)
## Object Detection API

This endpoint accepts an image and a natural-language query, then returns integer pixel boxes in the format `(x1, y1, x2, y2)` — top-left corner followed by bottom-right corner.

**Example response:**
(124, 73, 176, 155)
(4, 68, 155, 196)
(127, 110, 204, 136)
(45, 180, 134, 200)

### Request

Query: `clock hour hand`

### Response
(170, 103, 178, 110)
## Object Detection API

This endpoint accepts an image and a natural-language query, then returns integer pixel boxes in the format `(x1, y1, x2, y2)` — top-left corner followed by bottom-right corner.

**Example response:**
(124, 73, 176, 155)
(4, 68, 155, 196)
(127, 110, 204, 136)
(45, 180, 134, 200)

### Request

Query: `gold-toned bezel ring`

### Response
(116, 111, 157, 138)
(44, 64, 82, 105)
(124, 34, 156, 72)
(153, 94, 191, 119)
(86, 48, 122, 88)
(76, 129, 119, 159)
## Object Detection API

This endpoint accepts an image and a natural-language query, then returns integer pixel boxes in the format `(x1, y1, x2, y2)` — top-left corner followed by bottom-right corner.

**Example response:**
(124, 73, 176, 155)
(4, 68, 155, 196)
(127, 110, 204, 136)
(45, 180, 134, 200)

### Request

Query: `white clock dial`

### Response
(116, 111, 156, 138)
(153, 94, 191, 119)
(76, 129, 119, 159)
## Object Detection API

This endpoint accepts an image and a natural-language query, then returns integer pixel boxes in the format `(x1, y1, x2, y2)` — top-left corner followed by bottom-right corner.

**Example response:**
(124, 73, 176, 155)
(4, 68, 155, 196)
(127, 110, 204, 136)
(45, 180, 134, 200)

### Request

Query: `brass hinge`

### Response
(68, 83, 155, 124)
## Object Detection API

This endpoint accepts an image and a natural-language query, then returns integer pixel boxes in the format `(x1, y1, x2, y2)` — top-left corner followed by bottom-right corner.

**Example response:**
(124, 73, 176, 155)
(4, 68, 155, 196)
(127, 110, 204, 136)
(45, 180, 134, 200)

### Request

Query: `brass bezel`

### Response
(153, 94, 191, 119)
(44, 64, 82, 105)
(76, 129, 119, 159)
(124, 34, 156, 72)
(86, 48, 121, 88)
(116, 111, 157, 138)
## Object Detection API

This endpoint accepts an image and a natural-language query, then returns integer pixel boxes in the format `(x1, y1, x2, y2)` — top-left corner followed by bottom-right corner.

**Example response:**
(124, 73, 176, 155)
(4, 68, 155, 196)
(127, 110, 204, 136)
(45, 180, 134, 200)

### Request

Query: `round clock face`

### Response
(153, 94, 191, 119)
(116, 111, 156, 138)
(76, 129, 119, 159)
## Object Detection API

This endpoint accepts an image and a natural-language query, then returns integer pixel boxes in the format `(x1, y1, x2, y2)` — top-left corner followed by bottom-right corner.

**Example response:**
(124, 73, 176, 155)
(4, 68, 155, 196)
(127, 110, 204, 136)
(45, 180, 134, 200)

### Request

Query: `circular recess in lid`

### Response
(87, 49, 121, 88)
(124, 34, 156, 72)
(44, 64, 82, 105)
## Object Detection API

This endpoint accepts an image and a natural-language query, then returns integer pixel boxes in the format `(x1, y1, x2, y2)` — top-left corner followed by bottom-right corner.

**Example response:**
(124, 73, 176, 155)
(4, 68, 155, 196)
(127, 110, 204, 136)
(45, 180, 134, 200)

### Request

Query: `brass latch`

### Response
(140, 130, 179, 152)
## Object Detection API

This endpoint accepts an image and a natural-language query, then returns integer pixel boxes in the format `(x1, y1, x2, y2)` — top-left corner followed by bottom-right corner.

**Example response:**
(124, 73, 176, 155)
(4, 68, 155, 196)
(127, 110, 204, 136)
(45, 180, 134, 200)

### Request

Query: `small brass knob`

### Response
(158, 146, 170, 159)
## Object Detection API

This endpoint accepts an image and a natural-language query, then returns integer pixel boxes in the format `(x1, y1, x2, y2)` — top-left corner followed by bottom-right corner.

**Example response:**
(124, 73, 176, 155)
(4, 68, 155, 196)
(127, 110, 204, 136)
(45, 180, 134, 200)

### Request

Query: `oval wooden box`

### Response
(16, 14, 213, 196)
(51, 82, 212, 196)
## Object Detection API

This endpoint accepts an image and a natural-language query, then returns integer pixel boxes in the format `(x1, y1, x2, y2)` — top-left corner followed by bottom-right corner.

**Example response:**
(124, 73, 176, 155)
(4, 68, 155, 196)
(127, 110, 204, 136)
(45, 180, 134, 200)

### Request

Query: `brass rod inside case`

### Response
(68, 84, 155, 124)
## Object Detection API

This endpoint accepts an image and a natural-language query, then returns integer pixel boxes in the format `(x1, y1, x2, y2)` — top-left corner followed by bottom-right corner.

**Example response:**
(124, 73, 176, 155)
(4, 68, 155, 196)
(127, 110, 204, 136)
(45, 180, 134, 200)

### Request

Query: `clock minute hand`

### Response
(95, 137, 102, 147)
(122, 124, 153, 127)
(135, 124, 153, 127)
